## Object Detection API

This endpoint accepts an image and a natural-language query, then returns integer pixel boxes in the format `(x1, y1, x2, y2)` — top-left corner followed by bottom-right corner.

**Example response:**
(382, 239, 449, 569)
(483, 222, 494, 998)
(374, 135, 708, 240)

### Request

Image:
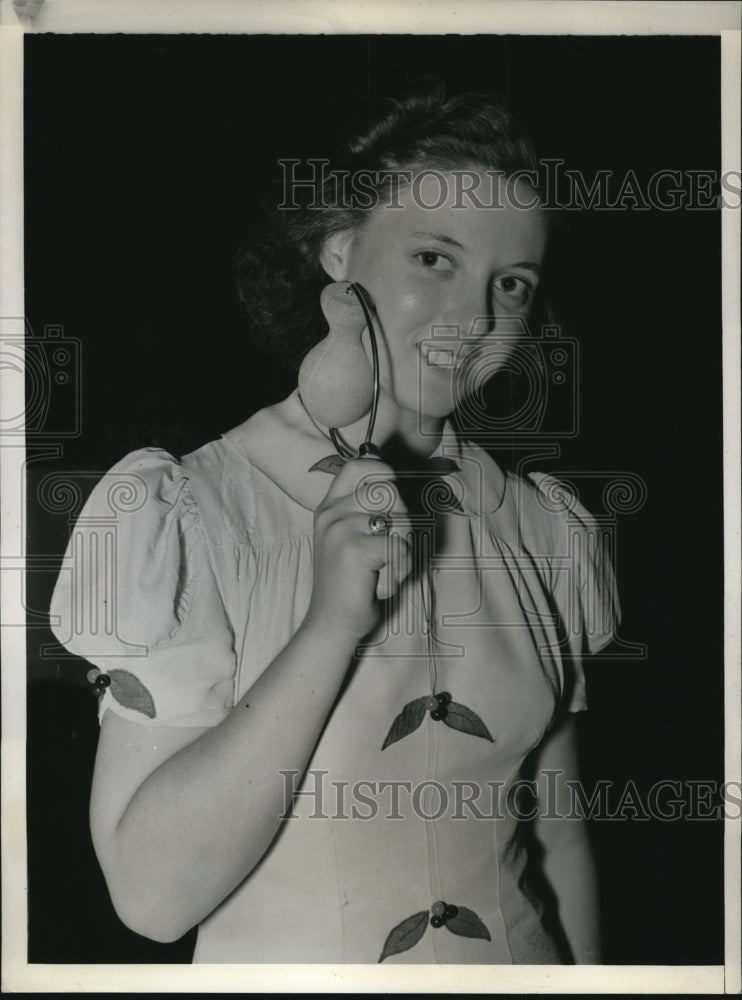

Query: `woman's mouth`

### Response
(420, 341, 475, 370)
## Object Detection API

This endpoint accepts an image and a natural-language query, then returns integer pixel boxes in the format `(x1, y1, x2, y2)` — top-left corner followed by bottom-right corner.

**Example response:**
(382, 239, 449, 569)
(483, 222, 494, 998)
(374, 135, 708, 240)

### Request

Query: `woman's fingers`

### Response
(319, 458, 398, 507)
(318, 460, 407, 529)
(309, 456, 414, 636)
(375, 532, 414, 601)
(323, 511, 412, 576)
(352, 515, 414, 601)
(319, 486, 413, 599)
(318, 496, 410, 533)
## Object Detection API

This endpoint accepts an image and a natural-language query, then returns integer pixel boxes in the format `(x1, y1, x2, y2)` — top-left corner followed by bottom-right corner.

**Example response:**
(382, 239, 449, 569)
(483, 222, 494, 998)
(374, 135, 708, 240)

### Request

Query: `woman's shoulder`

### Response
(82, 439, 252, 544)
(96, 393, 320, 548)
(50, 443, 239, 726)
(489, 464, 599, 551)
(514, 468, 580, 517)
(217, 391, 348, 517)
(50, 446, 211, 665)
(179, 433, 255, 542)
(450, 438, 570, 525)
(70, 446, 200, 532)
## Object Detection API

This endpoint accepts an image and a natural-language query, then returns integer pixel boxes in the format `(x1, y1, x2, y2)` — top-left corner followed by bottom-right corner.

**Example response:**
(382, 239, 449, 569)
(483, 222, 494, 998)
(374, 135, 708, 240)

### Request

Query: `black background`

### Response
(24, 34, 724, 964)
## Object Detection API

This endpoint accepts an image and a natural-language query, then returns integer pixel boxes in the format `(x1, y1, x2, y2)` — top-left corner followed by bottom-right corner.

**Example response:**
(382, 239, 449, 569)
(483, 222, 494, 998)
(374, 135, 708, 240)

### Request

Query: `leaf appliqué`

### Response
(442, 702, 494, 742)
(381, 696, 428, 750)
(108, 669, 157, 719)
(441, 493, 465, 514)
(445, 905, 492, 941)
(308, 454, 347, 475)
(427, 457, 461, 475)
(378, 910, 429, 963)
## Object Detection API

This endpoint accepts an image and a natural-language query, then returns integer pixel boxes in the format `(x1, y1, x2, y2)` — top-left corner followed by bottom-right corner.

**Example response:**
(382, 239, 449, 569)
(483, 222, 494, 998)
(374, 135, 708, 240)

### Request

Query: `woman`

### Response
(49, 85, 619, 964)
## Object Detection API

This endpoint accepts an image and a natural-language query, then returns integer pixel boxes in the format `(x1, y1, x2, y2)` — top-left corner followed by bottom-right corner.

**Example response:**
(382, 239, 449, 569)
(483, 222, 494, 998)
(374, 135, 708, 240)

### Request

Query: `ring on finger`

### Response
(368, 512, 392, 536)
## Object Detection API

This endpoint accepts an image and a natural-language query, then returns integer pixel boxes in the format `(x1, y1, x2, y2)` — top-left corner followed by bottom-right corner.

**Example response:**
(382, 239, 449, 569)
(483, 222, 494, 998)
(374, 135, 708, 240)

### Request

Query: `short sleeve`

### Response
(528, 472, 621, 713)
(49, 448, 238, 728)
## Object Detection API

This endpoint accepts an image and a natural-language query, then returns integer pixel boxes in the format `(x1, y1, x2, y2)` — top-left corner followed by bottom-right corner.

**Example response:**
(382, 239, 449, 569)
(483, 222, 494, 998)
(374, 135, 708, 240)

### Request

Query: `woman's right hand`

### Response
(304, 458, 412, 641)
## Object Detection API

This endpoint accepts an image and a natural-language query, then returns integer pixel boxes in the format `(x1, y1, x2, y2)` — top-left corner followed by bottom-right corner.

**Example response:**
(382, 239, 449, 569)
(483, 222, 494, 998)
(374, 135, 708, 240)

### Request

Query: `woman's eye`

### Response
(415, 251, 454, 271)
(493, 275, 533, 308)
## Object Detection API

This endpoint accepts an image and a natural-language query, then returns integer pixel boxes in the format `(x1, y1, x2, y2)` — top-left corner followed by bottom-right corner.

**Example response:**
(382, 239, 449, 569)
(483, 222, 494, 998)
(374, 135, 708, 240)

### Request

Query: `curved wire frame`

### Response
(329, 281, 381, 459)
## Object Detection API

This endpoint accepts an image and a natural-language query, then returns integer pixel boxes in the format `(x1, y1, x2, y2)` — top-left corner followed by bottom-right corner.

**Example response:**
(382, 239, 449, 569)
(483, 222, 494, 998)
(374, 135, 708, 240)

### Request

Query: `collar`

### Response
(222, 389, 507, 517)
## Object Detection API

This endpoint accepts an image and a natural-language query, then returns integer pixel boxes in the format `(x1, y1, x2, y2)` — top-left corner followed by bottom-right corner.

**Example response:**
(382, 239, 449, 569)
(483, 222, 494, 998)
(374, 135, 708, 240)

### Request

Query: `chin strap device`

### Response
(298, 280, 383, 462)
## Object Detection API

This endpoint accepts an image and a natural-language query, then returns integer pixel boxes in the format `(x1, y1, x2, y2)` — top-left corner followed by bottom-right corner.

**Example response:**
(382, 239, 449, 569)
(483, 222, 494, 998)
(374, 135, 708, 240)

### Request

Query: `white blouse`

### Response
(50, 389, 619, 964)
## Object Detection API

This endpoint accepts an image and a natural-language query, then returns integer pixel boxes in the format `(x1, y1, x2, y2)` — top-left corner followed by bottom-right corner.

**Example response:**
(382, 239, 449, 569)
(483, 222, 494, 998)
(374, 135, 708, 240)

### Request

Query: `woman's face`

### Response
(322, 169, 548, 432)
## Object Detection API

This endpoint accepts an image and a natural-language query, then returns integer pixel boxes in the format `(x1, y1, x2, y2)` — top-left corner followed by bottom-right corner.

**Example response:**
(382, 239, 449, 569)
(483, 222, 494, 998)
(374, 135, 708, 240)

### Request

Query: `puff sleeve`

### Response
(49, 448, 238, 728)
(528, 472, 621, 713)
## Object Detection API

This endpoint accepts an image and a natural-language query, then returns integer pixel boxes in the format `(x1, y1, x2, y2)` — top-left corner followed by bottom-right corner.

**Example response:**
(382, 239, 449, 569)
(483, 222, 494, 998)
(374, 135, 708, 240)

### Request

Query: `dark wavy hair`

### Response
(236, 82, 556, 370)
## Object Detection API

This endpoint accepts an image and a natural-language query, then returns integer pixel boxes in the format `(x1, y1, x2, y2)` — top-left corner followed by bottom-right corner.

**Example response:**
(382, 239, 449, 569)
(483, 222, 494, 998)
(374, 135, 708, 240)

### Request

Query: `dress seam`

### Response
(495, 755, 525, 965)
(424, 712, 443, 963)
(326, 819, 347, 962)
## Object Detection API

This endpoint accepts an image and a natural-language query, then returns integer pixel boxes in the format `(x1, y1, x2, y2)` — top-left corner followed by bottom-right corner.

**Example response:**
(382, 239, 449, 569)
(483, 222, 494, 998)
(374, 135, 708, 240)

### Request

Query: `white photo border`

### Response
(1, 1, 740, 993)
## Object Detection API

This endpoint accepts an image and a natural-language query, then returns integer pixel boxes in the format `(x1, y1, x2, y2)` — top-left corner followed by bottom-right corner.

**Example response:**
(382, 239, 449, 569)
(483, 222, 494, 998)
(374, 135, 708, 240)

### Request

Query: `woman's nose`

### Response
(441, 286, 496, 341)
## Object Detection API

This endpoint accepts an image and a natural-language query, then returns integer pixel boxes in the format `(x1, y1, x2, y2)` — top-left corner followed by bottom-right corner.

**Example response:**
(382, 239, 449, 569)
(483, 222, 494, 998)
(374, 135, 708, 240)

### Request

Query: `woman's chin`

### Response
(416, 380, 461, 421)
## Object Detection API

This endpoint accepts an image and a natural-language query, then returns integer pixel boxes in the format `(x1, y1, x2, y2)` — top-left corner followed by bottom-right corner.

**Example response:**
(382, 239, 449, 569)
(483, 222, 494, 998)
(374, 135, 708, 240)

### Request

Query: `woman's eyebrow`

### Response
(409, 230, 465, 249)
(510, 261, 543, 274)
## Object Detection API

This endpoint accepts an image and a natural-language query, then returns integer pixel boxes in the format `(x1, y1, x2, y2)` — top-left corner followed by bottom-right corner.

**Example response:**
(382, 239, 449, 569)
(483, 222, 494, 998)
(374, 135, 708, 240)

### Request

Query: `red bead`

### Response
(431, 900, 446, 917)
(425, 696, 439, 711)
(86, 668, 100, 685)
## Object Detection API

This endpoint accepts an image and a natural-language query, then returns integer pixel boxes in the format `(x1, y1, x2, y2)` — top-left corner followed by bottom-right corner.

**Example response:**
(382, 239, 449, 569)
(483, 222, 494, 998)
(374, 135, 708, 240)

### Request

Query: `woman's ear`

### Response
(319, 229, 356, 281)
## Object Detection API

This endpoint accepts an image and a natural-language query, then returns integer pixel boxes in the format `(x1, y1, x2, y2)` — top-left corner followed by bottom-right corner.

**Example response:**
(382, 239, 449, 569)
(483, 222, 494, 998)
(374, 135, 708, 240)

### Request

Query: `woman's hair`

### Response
(236, 81, 553, 370)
